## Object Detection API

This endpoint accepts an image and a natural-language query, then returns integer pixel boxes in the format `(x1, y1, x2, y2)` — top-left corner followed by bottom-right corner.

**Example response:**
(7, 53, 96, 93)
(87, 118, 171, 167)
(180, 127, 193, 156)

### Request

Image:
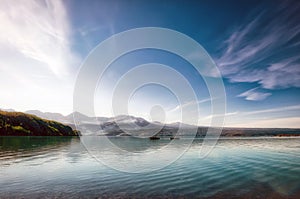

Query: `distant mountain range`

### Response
(26, 110, 69, 123)
(25, 110, 111, 124)
(1, 108, 300, 137)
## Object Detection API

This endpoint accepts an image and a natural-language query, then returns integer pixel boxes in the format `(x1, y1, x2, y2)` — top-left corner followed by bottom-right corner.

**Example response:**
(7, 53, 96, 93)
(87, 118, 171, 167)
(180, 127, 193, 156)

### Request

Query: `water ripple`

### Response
(0, 137, 300, 198)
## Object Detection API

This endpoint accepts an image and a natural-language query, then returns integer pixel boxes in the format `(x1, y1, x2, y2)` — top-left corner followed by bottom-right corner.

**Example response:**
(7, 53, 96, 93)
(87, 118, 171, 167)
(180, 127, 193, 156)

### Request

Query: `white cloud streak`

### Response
(168, 98, 212, 113)
(217, 1, 300, 89)
(202, 111, 238, 120)
(0, 0, 80, 114)
(205, 105, 300, 128)
(238, 87, 271, 101)
(0, 0, 79, 76)
(242, 104, 300, 116)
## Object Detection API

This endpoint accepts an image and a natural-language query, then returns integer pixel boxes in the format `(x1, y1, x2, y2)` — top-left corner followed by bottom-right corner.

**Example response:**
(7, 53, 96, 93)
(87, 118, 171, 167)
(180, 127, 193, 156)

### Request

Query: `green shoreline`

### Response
(0, 111, 79, 136)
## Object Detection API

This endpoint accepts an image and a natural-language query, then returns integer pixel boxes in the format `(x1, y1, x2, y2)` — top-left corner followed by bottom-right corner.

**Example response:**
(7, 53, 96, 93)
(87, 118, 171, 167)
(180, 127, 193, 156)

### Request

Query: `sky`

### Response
(0, 0, 300, 128)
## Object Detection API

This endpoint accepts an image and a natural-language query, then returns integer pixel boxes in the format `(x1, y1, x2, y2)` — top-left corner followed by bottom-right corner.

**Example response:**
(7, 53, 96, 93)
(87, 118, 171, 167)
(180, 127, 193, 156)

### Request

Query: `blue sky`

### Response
(0, 0, 299, 127)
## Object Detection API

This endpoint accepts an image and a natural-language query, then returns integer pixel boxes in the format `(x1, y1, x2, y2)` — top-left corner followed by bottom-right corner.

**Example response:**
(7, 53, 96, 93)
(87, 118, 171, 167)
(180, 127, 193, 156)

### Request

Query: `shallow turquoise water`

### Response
(0, 136, 300, 198)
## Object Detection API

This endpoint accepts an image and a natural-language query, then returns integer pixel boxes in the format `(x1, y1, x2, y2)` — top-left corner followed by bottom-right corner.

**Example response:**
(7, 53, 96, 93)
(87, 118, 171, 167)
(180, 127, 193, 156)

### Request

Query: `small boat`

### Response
(170, 137, 180, 140)
(149, 136, 160, 140)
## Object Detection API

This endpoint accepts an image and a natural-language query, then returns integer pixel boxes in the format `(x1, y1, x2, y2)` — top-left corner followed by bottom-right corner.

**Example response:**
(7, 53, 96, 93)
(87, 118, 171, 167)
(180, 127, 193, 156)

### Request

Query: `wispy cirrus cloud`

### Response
(238, 87, 271, 101)
(168, 98, 212, 113)
(217, 1, 300, 90)
(0, 0, 79, 76)
(243, 104, 300, 116)
(0, 0, 80, 114)
(216, 105, 300, 128)
(202, 111, 238, 120)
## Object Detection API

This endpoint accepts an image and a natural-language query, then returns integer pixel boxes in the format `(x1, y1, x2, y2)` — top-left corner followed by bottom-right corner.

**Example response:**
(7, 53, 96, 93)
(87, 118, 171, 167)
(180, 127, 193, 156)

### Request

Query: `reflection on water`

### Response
(81, 136, 196, 172)
(0, 137, 79, 165)
(0, 136, 300, 198)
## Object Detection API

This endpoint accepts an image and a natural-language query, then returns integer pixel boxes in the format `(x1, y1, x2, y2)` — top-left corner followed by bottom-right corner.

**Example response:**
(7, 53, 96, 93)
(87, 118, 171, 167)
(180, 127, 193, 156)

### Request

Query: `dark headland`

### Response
(0, 110, 79, 136)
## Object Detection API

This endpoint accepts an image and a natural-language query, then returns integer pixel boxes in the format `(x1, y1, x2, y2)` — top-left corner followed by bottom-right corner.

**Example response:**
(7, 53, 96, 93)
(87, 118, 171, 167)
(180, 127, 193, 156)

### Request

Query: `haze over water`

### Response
(1, 136, 299, 198)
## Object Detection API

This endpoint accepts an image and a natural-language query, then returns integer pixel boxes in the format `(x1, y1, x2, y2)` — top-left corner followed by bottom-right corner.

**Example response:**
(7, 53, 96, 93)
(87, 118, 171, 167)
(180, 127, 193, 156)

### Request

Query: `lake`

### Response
(0, 136, 300, 198)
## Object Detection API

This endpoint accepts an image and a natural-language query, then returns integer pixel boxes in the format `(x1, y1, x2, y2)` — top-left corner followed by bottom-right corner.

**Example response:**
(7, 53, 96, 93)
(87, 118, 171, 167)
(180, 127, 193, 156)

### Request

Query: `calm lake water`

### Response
(0, 136, 300, 198)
